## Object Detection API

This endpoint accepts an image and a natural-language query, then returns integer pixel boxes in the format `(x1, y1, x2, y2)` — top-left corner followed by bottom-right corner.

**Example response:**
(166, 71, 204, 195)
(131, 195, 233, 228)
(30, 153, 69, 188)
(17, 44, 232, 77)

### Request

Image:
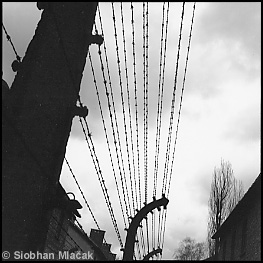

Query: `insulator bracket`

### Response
(72, 105, 89, 118)
(89, 34, 104, 46)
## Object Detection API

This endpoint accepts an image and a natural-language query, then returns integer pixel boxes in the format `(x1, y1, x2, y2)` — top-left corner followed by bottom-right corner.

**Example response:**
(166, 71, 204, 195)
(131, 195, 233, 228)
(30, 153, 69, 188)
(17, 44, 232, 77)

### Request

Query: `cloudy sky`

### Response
(2, 2, 261, 260)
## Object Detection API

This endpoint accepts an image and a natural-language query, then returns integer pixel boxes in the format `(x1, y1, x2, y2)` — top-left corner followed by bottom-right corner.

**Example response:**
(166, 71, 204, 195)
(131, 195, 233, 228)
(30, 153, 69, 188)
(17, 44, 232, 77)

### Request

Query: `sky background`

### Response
(2, 2, 261, 260)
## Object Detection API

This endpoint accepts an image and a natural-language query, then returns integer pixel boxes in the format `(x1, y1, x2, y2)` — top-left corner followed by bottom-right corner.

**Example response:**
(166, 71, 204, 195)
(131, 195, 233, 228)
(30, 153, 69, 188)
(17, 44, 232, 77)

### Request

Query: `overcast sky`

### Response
(2, 2, 261, 260)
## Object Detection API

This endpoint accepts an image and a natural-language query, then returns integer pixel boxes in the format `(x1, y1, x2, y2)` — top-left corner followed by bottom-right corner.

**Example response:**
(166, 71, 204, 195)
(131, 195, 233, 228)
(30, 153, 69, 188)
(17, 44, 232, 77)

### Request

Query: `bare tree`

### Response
(228, 177, 244, 213)
(207, 159, 244, 257)
(173, 237, 206, 260)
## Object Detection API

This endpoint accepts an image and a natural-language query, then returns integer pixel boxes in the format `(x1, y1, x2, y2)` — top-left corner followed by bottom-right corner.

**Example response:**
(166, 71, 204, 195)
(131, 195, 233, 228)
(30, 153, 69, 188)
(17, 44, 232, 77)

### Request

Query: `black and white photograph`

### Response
(2, 2, 261, 261)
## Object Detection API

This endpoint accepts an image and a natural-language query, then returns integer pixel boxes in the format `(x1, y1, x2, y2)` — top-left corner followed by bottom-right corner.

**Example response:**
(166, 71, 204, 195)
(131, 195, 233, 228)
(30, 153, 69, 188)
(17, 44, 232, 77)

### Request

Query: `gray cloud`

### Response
(223, 105, 260, 143)
(189, 171, 212, 207)
(183, 2, 261, 103)
(197, 2, 260, 56)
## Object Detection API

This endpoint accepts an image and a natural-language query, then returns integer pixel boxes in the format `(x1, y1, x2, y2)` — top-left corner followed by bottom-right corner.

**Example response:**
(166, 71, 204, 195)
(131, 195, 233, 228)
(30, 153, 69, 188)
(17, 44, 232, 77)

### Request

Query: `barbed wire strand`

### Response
(160, 3, 196, 258)
(130, 1, 142, 213)
(2, 23, 22, 62)
(157, 2, 185, 256)
(153, 2, 170, 199)
(120, 2, 137, 216)
(64, 157, 101, 230)
(79, 116, 124, 248)
(161, 2, 185, 195)
(130, 3, 145, 257)
(111, 2, 134, 218)
(87, 50, 128, 229)
(153, 2, 166, 199)
(95, 6, 132, 225)
(166, 2, 196, 198)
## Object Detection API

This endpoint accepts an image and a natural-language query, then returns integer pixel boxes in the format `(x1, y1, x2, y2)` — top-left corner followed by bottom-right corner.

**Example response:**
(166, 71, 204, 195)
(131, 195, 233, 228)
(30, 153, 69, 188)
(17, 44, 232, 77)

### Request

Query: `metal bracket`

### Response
(122, 196, 169, 261)
(89, 35, 104, 46)
(143, 248, 162, 261)
(11, 60, 22, 72)
(72, 105, 89, 118)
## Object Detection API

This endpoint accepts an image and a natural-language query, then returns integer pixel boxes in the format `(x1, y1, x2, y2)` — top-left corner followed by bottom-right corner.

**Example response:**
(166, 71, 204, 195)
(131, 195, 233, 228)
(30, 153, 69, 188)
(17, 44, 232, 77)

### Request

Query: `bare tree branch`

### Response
(207, 159, 244, 256)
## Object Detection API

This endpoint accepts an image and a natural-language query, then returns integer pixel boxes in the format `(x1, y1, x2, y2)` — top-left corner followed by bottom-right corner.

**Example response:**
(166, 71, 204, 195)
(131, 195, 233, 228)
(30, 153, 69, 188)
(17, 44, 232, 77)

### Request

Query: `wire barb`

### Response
(2, 23, 22, 62)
